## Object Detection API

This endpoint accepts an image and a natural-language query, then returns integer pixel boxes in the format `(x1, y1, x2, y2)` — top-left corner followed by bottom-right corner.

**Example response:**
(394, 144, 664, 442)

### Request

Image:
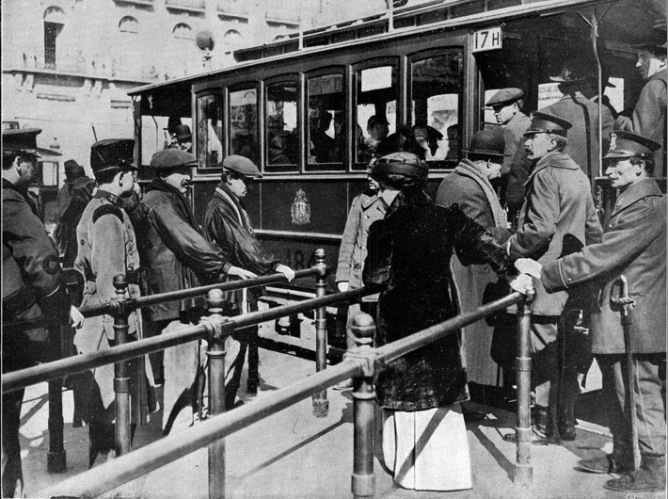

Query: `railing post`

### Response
(113, 274, 132, 457)
(514, 294, 533, 485)
(350, 313, 377, 499)
(312, 248, 329, 418)
(47, 320, 66, 472)
(202, 289, 228, 499)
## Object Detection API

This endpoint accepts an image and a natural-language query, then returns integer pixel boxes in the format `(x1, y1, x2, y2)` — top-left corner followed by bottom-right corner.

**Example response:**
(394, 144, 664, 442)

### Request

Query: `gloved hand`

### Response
(275, 264, 295, 282)
(337, 281, 349, 292)
(514, 258, 542, 279)
(509, 273, 535, 295)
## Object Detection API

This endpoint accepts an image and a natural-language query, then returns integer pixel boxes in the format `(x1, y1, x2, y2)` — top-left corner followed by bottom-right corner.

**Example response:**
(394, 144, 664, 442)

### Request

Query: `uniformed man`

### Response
(74, 139, 156, 467)
(616, 36, 667, 177)
(500, 112, 603, 442)
(133, 149, 255, 433)
(485, 87, 532, 225)
(519, 131, 666, 493)
(2, 128, 83, 497)
(203, 155, 295, 406)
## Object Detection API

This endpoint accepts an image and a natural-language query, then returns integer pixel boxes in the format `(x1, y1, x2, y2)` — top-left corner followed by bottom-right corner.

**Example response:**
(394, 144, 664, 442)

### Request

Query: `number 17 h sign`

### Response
(472, 27, 503, 53)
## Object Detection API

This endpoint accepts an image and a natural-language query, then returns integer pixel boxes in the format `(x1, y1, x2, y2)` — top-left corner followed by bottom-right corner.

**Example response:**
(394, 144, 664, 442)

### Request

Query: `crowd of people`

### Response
(2, 38, 666, 498)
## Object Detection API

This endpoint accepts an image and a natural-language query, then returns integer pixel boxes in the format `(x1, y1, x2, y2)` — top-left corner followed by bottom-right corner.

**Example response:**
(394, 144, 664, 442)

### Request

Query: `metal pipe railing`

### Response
(38, 290, 529, 499)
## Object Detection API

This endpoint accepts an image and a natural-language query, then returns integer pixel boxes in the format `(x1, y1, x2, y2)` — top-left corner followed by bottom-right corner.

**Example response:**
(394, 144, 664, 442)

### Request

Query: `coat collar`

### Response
(360, 191, 386, 211)
(2, 178, 39, 216)
(526, 151, 579, 184)
(94, 189, 124, 207)
(612, 178, 663, 217)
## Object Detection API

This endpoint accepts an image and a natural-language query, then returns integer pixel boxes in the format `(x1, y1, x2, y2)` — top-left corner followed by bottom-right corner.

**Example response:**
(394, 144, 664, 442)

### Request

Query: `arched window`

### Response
(119, 16, 139, 34)
(223, 29, 242, 52)
(44, 6, 65, 67)
(173, 23, 193, 40)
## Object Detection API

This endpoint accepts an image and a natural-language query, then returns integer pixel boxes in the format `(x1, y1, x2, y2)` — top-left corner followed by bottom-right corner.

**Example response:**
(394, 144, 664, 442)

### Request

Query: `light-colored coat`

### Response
(542, 178, 666, 354)
(507, 151, 603, 316)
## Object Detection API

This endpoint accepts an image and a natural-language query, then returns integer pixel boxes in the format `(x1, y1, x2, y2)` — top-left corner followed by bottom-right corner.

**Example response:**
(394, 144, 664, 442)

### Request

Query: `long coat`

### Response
(363, 192, 508, 411)
(435, 160, 508, 386)
(503, 111, 532, 211)
(132, 179, 231, 322)
(541, 91, 614, 178)
(335, 191, 387, 289)
(506, 151, 603, 316)
(542, 179, 666, 354)
(74, 190, 154, 424)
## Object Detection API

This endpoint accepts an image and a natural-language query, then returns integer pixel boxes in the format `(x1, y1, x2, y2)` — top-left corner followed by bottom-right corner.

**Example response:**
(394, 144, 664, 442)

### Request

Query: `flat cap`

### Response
(221, 155, 262, 177)
(486, 88, 524, 107)
(3, 128, 42, 157)
(371, 151, 428, 180)
(604, 131, 661, 160)
(150, 149, 197, 170)
(90, 139, 136, 177)
(525, 112, 572, 137)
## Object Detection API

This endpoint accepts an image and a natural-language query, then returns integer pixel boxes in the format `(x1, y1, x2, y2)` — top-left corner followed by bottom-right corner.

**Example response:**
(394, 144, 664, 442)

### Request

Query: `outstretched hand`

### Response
(509, 273, 535, 296)
(228, 266, 257, 280)
(514, 258, 542, 279)
(275, 264, 296, 282)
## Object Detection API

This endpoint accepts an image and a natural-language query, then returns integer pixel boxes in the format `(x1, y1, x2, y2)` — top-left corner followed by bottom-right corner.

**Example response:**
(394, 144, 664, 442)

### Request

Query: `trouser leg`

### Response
(144, 319, 170, 384)
(224, 334, 249, 409)
(2, 388, 25, 498)
(558, 311, 582, 439)
(598, 355, 633, 463)
(530, 321, 559, 435)
(634, 354, 666, 456)
(246, 326, 259, 395)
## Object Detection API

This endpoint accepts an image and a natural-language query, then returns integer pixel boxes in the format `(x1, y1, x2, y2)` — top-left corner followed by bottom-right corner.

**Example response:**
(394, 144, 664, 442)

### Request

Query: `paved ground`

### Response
(17, 338, 666, 499)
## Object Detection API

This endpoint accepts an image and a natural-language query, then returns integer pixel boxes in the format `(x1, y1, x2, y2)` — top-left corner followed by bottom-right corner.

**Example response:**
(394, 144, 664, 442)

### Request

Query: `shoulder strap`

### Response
(92, 204, 124, 225)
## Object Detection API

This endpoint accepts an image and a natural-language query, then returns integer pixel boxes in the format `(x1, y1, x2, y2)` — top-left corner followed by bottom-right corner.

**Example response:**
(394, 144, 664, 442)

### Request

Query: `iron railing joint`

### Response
(344, 350, 383, 378)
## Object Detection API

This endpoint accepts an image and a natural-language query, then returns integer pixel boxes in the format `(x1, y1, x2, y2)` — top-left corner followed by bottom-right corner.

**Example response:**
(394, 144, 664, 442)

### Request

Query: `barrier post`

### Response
(312, 248, 329, 417)
(47, 321, 66, 472)
(349, 313, 377, 499)
(514, 294, 533, 485)
(202, 289, 228, 499)
(112, 274, 132, 457)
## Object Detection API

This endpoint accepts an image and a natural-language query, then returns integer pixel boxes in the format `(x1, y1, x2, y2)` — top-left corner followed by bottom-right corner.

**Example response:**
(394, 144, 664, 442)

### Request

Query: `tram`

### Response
(128, 0, 664, 355)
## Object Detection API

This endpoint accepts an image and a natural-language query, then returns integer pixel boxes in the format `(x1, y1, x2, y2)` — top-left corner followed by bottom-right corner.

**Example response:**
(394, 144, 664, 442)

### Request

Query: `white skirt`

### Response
(382, 403, 472, 491)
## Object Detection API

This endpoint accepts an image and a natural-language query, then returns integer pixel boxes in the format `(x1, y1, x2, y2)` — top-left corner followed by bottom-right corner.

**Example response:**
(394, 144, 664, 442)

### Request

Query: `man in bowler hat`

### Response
(56, 159, 88, 222)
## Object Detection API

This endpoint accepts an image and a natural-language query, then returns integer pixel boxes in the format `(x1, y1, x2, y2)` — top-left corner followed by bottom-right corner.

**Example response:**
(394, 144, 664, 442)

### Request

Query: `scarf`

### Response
(454, 159, 507, 228)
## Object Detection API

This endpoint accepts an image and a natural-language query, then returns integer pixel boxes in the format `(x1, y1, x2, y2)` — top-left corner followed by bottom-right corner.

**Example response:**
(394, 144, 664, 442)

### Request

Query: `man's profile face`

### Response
(636, 50, 664, 81)
(605, 158, 642, 189)
(493, 103, 516, 125)
(17, 156, 36, 185)
(524, 133, 553, 161)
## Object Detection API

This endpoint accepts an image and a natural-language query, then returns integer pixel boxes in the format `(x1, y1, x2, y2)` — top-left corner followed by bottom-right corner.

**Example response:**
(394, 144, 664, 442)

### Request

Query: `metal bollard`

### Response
(112, 274, 132, 457)
(514, 294, 533, 485)
(202, 289, 229, 499)
(47, 321, 66, 472)
(349, 313, 377, 499)
(312, 248, 330, 418)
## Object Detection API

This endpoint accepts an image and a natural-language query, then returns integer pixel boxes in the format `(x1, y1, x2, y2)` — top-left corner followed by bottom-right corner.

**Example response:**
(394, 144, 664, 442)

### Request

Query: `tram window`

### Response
(196, 94, 223, 168)
(229, 88, 259, 164)
(410, 51, 463, 162)
(354, 64, 397, 167)
(307, 74, 344, 170)
(140, 114, 193, 168)
(266, 81, 298, 171)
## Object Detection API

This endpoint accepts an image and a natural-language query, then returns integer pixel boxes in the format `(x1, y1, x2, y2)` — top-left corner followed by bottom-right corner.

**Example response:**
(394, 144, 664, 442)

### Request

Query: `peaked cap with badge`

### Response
(604, 131, 661, 160)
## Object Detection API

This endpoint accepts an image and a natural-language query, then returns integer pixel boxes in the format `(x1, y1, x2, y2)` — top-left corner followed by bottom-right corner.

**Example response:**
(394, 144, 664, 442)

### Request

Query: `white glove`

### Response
(275, 264, 295, 282)
(70, 305, 84, 329)
(509, 273, 535, 295)
(337, 282, 349, 292)
(514, 258, 542, 279)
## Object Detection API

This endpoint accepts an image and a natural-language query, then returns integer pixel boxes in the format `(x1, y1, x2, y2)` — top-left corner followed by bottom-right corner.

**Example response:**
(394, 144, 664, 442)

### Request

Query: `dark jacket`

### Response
(503, 111, 532, 211)
(363, 192, 508, 411)
(542, 179, 666, 354)
(203, 183, 280, 311)
(133, 178, 231, 321)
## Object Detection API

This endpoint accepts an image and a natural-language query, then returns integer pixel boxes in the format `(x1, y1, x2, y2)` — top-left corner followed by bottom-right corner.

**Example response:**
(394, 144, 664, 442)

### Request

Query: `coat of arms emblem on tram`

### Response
(291, 188, 311, 226)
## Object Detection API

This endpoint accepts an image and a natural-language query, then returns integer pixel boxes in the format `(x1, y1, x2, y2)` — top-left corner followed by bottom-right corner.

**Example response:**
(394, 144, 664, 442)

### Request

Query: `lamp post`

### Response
(196, 30, 215, 69)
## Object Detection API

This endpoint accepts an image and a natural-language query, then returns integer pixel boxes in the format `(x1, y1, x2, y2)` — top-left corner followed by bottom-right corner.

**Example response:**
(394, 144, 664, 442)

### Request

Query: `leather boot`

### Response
(558, 366, 578, 441)
(532, 405, 553, 439)
(578, 453, 632, 474)
(558, 404, 576, 441)
(604, 454, 666, 492)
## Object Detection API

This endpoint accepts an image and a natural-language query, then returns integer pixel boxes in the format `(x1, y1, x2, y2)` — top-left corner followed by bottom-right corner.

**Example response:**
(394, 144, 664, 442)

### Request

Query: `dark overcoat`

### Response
(542, 179, 666, 354)
(363, 192, 508, 411)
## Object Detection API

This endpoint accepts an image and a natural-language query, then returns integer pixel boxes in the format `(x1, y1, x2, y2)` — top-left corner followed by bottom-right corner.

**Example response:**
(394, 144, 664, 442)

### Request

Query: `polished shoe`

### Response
(604, 454, 666, 493)
(578, 454, 631, 474)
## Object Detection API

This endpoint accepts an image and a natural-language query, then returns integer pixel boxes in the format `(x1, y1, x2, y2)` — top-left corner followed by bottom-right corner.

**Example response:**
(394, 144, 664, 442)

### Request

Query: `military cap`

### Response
(90, 139, 136, 177)
(175, 124, 192, 142)
(64, 159, 86, 183)
(3, 128, 42, 157)
(525, 112, 572, 137)
(466, 128, 507, 158)
(485, 88, 524, 107)
(604, 131, 661, 160)
(371, 151, 428, 180)
(221, 155, 262, 178)
(150, 148, 197, 170)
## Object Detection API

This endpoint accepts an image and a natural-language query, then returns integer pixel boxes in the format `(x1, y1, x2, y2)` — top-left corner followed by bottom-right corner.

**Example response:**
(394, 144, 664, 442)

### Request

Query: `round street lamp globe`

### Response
(196, 30, 215, 52)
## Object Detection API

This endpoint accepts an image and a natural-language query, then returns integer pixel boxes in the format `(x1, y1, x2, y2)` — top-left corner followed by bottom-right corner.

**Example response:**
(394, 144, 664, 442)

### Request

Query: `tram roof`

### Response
(127, 0, 629, 97)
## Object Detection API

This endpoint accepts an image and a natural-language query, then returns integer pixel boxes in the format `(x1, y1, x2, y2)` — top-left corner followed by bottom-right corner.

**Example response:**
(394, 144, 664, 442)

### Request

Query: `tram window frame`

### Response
(408, 47, 464, 167)
(305, 68, 347, 172)
(195, 92, 224, 172)
(265, 74, 301, 173)
(352, 57, 399, 170)
(228, 83, 260, 169)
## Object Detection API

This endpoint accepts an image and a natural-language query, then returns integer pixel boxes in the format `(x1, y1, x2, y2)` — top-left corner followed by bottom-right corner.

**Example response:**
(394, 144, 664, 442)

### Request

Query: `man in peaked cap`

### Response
(540, 61, 614, 179)
(499, 111, 603, 444)
(133, 149, 255, 433)
(521, 131, 666, 492)
(74, 139, 157, 466)
(616, 30, 667, 176)
(203, 156, 294, 406)
(3, 128, 83, 496)
(485, 88, 532, 225)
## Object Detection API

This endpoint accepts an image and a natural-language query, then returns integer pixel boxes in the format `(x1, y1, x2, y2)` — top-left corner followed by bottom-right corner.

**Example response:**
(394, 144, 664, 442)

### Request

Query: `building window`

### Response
(173, 23, 193, 40)
(223, 29, 242, 52)
(119, 16, 140, 33)
(44, 7, 65, 68)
